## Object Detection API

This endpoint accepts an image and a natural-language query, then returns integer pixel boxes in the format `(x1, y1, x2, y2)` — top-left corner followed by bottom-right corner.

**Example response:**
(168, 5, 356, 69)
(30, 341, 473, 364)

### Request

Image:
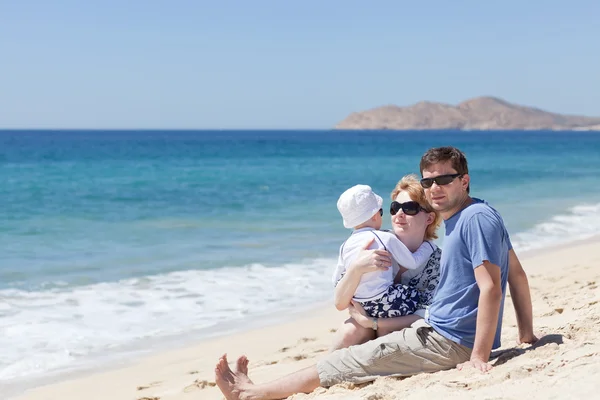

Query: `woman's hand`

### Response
(347, 238, 393, 275)
(348, 301, 373, 329)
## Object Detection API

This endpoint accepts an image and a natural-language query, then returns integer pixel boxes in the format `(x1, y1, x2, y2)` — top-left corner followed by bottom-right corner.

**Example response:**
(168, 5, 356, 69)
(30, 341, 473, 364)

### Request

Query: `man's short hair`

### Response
(420, 146, 470, 193)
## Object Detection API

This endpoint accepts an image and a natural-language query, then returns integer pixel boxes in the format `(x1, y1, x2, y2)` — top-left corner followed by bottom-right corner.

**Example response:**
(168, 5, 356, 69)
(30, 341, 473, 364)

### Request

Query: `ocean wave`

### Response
(510, 202, 600, 252)
(0, 258, 335, 381)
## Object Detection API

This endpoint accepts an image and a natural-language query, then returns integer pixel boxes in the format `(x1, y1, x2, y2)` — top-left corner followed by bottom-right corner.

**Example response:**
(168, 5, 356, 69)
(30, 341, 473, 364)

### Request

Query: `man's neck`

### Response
(441, 195, 473, 221)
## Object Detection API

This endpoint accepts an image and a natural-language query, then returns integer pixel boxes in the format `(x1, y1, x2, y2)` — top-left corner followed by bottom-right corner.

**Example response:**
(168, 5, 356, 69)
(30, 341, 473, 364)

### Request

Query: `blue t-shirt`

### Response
(426, 198, 511, 350)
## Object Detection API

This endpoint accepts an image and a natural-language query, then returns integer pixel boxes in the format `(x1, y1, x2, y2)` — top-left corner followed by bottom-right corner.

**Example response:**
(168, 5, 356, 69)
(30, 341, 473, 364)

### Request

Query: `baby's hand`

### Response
(348, 301, 372, 329)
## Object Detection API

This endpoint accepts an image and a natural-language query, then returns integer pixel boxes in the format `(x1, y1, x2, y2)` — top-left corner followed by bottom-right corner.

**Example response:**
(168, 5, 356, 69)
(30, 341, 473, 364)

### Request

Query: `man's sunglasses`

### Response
(420, 173, 462, 189)
(390, 201, 426, 216)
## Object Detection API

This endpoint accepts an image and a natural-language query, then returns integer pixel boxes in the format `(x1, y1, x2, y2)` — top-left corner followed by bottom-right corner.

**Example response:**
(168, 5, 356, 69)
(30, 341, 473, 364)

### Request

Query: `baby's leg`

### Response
(329, 317, 375, 351)
(330, 301, 379, 351)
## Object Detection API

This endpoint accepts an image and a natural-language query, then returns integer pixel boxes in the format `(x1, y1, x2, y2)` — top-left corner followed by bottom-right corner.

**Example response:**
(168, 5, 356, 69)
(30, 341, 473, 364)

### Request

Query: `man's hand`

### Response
(517, 332, 539, 345)
(457, 357, 493, 373)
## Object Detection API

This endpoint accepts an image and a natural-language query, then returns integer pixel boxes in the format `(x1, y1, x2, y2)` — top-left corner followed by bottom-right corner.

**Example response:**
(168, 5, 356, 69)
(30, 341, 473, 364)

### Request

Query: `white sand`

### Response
(11, 238, 600, 400)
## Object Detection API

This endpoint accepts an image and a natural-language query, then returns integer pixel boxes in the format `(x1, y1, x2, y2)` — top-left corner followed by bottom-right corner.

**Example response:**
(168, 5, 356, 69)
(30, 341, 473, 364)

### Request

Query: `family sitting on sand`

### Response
(215, 146, 538, 400)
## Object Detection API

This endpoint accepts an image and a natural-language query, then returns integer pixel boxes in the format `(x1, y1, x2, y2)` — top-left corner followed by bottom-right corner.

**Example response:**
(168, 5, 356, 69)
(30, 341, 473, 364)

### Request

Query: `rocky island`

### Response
(335, 97, 600, 131)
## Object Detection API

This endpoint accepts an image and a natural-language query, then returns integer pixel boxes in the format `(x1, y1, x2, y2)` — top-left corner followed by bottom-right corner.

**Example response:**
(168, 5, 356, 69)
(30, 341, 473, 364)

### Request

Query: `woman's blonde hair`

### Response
(390, 174, 442, 240)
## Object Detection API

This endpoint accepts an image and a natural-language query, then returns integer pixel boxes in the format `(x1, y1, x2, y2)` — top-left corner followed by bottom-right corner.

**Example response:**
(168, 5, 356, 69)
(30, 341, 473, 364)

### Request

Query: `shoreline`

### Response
(3, 299, 334, 399)
(518, 233, 600, 259)
(9, 234, 600, 400)
(10, 305, 347, 400)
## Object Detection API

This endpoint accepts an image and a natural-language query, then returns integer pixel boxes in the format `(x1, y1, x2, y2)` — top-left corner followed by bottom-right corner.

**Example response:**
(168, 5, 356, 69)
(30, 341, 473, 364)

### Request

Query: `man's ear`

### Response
(461, 174, 470, 191)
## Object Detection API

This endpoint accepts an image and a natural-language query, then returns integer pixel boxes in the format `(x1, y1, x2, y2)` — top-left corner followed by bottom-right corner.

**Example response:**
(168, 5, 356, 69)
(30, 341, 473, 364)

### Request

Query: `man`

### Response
(215, 146, 537, 400)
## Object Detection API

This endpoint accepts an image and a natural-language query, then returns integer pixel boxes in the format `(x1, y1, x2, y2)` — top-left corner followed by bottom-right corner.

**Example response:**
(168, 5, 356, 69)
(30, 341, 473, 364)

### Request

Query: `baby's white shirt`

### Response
(332, 228, 435, 301)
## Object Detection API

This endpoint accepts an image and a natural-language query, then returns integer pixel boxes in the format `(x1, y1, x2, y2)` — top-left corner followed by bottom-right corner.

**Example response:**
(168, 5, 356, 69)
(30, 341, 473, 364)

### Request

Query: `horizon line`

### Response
(1, 128, 600, 133)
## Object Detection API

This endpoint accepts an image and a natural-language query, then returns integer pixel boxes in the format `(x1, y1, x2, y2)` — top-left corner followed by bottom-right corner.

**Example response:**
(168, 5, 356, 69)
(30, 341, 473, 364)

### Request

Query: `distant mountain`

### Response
(334, 97, 600, 130)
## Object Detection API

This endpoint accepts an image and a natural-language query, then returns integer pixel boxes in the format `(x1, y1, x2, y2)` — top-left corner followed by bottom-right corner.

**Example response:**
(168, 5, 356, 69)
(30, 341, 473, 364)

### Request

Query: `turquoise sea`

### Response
(1, 130, 600, 386)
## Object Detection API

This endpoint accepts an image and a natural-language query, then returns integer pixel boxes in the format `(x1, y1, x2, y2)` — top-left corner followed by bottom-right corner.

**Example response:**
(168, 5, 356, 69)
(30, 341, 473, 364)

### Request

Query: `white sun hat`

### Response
(337, 184, 383, 229)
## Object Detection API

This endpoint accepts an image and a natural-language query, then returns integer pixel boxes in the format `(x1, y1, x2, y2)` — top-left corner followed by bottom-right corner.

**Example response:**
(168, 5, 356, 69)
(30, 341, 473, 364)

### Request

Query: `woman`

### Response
(330, 174, 442, 350)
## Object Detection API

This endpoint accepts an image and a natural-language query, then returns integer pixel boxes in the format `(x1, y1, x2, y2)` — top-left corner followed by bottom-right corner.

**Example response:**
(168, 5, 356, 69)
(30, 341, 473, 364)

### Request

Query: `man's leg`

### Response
(215, 354, 320, 400)
(216, 320, 471, 399)
(318, 319, 472, 387)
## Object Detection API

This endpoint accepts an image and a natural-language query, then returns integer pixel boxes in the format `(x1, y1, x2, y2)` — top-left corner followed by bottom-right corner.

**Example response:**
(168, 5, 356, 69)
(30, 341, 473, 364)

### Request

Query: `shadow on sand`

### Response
(490, 334, 563, 366)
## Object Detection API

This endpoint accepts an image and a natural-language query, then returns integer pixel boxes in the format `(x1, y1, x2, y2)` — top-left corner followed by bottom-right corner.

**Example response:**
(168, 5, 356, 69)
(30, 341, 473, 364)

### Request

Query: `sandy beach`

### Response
(10, 237, 600, 400)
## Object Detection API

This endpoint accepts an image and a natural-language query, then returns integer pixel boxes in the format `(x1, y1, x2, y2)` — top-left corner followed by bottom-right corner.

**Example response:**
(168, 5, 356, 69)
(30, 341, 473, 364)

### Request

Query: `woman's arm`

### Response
(334, 268, 364, 311)
(334, 238, 392, 310)
(348, 247, 439, 335)
(348, 301, 420, 335)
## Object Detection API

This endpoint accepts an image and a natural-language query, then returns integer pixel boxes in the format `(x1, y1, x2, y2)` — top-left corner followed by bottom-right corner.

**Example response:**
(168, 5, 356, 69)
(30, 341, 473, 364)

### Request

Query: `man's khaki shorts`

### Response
(316, 319, 472, 387)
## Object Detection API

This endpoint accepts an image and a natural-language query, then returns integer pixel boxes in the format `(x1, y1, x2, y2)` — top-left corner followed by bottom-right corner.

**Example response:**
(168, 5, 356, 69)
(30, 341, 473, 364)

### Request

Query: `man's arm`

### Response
(457, 212, 509, 373)
(507, 249, 537, 344)
(459, 261, 503, 372)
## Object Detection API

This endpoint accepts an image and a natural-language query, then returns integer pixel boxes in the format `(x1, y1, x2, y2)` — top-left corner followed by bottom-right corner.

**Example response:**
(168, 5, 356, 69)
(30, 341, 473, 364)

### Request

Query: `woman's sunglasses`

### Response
(390, 201, 426, 216)
(420, 173, 462, 189)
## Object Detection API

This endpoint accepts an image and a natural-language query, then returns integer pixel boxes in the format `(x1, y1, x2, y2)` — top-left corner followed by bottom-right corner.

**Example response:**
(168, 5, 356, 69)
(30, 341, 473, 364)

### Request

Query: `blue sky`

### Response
(1, 1, 599, 129)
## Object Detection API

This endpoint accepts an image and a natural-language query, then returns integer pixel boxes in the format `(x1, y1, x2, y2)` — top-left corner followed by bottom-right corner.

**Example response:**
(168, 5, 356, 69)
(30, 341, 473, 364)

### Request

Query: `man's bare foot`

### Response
(215, 354, 257, 400)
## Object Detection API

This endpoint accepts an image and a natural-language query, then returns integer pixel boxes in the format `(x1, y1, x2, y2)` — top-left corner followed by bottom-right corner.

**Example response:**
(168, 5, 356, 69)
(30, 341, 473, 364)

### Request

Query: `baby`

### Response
(332, 184, 433, 320)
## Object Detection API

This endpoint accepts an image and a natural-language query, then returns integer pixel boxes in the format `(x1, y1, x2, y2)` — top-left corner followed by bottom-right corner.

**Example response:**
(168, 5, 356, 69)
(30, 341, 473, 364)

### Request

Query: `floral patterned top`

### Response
(398, 243, 442, 310)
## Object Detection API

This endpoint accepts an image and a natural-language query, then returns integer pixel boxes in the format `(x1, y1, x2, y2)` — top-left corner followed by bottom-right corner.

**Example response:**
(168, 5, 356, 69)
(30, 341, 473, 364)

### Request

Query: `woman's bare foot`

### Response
(215, 354, 257, 400)
(235, 355, 253, 383)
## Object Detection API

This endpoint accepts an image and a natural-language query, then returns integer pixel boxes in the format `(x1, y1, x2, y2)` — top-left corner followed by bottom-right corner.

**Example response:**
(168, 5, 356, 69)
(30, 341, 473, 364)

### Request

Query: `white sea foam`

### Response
(0, 258, 335, 382)
(511, 202, 600, 252)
